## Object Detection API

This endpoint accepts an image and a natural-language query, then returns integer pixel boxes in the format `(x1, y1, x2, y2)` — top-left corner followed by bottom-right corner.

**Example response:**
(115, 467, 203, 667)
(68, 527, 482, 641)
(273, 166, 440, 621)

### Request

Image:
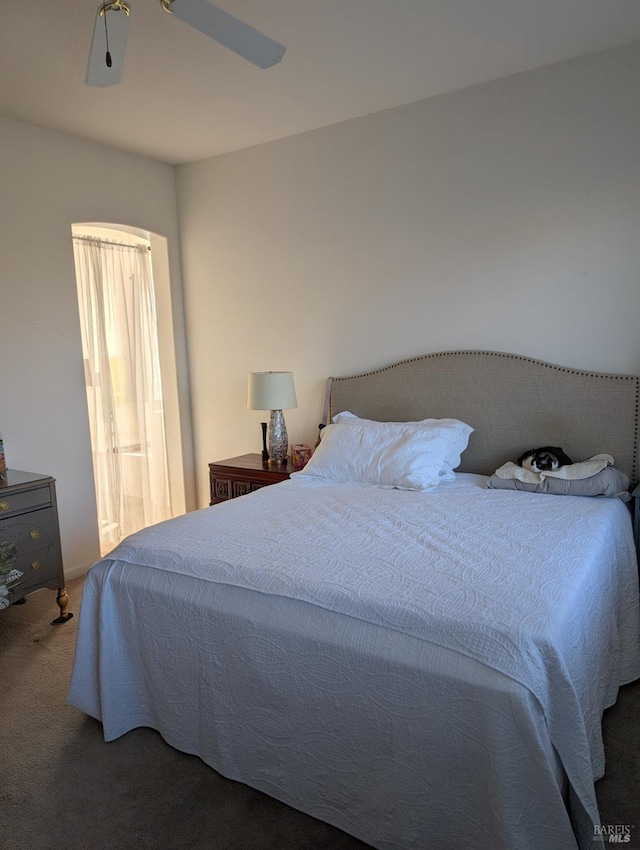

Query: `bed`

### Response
(68, 351, 640, 850)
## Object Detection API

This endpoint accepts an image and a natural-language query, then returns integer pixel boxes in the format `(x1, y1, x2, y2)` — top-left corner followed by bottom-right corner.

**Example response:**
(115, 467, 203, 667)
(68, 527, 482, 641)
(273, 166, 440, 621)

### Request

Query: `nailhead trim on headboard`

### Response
(327, 350, 639, 486)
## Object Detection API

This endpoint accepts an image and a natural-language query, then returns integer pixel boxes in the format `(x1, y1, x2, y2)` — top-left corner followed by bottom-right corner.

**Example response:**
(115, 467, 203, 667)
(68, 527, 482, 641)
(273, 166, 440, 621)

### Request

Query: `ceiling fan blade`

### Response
(86, 3, 131, 87)
(168, 0, 286, 69)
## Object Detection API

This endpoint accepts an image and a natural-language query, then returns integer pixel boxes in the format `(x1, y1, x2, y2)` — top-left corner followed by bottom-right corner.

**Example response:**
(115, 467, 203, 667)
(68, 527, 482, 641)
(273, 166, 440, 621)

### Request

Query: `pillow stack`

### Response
(486, 455, 630, 500)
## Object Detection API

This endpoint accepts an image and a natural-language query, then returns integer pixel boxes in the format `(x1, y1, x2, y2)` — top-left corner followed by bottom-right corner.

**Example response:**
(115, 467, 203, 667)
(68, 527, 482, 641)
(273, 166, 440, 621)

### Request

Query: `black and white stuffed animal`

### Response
(517, 446, 573, 473)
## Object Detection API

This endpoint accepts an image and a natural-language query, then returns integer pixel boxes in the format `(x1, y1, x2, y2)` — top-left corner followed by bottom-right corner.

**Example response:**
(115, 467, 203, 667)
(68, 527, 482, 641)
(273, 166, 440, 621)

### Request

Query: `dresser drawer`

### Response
(14, 546, 60, 590)
(0, 508, 61, 584)
(0, 507, 58, 548)
(0, 484, 51, 519)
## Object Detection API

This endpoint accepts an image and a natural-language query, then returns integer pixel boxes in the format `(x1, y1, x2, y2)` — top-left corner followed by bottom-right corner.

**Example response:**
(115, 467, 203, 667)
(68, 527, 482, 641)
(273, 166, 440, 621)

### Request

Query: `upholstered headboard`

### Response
(328, 351, 639, 486)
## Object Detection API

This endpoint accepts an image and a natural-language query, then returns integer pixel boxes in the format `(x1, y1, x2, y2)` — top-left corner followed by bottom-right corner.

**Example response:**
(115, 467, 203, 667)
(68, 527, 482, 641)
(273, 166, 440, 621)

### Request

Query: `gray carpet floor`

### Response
(1, 576, 639, 850)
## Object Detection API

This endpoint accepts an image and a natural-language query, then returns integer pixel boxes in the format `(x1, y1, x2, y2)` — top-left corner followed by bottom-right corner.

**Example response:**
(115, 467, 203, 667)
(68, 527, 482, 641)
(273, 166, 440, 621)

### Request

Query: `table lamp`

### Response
(247, 371, 297, 464)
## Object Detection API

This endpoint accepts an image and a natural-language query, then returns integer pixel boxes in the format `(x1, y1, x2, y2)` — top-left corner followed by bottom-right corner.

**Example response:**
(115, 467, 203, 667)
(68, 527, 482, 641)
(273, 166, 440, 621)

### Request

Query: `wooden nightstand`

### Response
(209, 453, 294, 505)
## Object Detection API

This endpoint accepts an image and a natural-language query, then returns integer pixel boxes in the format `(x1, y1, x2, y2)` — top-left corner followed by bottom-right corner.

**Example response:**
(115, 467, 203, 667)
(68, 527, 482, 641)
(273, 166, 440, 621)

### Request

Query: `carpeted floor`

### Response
(1, 576, 639, 850)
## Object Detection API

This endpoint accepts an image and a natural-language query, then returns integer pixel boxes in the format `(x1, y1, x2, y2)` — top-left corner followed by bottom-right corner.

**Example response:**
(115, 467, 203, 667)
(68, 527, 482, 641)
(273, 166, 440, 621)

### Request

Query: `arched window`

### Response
(72, 224, 174, 553)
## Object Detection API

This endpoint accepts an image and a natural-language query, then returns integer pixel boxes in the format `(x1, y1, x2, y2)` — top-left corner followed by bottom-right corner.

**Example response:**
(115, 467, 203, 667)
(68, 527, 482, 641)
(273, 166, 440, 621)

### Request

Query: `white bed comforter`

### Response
(68, 474, 640, 849)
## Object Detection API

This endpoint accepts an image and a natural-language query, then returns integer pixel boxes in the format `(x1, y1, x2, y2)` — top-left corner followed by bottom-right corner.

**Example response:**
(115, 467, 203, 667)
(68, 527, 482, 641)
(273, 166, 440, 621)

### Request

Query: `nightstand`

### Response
(0, 469, 72, 624)
(209, 453, 294, 505)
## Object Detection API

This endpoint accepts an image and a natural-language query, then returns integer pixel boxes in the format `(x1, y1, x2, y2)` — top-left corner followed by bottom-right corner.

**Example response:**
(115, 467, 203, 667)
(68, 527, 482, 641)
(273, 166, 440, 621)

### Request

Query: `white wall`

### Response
(5, 45, 633, 535)
(176, 43, 640, 507)
(0, 118, 195, 578)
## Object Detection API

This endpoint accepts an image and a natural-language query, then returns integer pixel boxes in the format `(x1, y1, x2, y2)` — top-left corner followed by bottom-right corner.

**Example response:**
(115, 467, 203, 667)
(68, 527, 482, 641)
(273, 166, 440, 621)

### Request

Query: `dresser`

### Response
(209, 453, 294, 505)
(0, 470, 72, 623)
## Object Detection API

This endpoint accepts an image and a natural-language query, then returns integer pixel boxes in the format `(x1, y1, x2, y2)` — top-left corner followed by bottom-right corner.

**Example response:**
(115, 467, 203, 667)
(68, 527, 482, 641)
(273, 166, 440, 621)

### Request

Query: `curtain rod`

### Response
(72, 234, 151, 251)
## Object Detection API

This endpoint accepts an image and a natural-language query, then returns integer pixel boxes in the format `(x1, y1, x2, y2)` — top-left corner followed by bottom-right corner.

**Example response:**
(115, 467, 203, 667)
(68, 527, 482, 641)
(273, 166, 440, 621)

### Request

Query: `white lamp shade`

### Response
(248, 372, 297, 411)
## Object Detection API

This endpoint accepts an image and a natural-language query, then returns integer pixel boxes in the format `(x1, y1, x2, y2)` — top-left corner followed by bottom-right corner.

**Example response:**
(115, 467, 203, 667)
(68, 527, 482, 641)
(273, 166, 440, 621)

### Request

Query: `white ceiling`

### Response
(2, 0, 639, 165)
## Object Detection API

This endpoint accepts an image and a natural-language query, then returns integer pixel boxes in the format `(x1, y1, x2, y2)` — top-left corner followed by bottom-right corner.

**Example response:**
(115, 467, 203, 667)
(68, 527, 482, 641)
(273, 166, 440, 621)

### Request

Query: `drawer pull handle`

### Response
(31, 560, 40, 570)
(30, 529, 40, 540)
(0, 501, 9, 511)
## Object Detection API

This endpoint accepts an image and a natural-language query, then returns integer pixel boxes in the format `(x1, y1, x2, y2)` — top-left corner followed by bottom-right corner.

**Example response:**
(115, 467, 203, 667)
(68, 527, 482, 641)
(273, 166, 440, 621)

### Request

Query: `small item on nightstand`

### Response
(291, 444, 312, 471)
(260, 422, 269, 463)
(0, 429, 6, 478)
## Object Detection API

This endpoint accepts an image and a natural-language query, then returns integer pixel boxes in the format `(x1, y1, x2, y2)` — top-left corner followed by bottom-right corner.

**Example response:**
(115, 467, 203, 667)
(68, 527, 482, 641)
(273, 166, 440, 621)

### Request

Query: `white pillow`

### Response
(294, 419, 472, 490)
(331, 411, 473, 481)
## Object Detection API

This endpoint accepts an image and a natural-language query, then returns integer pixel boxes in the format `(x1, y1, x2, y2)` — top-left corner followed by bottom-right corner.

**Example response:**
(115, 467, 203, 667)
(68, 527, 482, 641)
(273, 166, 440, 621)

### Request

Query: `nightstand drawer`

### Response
(231, 480, 252, 498)
(0, 485, 51, 518)
(210, 476, 269, 502)
(211, 477, 232, 502)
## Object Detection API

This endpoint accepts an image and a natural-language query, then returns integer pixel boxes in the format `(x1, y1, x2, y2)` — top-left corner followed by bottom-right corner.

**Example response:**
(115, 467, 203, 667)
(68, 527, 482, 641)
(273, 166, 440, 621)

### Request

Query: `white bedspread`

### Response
(68, 474, 640, 850)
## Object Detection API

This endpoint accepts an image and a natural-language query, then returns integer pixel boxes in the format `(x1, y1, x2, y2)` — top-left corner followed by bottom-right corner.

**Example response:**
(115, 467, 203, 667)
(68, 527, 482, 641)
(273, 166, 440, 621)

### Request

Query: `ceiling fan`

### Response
(86, 0, 286, 87)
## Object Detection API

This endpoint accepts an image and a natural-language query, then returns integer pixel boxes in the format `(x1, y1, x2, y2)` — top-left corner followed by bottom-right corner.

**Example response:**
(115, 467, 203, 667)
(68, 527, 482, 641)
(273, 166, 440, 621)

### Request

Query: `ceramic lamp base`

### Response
(268, 409, 288, 464)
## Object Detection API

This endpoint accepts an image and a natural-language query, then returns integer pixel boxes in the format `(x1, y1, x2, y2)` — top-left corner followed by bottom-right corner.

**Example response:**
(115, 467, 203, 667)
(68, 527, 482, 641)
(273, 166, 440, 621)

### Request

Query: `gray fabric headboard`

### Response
(328, 351, 639, 486)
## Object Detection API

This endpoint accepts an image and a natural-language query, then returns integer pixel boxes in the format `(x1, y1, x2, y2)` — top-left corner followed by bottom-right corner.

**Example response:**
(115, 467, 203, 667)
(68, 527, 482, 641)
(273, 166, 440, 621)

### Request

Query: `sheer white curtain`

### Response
(73, 235, 172, 553)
